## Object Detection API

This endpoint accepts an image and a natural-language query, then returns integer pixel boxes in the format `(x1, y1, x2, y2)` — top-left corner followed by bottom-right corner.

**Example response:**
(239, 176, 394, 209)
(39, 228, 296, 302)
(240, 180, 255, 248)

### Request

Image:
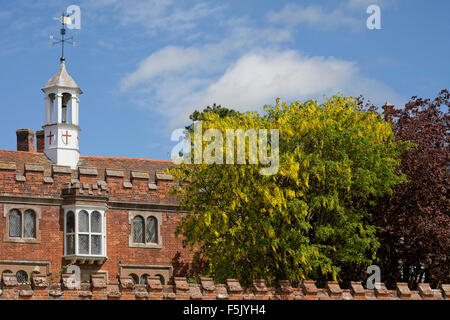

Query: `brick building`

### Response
(0, 58, 194, 286)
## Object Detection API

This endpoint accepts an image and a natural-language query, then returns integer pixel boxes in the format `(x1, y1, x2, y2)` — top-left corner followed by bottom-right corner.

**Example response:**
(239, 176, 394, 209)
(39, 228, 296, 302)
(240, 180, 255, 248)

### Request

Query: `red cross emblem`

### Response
(62, 130, 72, 145)
(47, 132, 54, 144)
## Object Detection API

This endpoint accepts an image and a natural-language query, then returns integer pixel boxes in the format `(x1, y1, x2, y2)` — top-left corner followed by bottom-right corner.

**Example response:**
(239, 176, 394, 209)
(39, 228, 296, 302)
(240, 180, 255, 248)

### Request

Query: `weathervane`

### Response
(50, 12, 76, 62)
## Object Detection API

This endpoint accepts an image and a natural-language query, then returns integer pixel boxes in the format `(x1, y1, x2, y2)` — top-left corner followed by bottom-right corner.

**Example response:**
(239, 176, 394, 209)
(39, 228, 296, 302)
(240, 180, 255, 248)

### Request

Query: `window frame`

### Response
(63, 205, 107, 260)
(66, 211, 76, 255)
(145, 216, 158, 244)
(3, 204, 41, 243)
(132, 215, 145, 243)
(128, 212, 163, 248)
(9, 209, 22, 238)
(23, 209, 36, 238)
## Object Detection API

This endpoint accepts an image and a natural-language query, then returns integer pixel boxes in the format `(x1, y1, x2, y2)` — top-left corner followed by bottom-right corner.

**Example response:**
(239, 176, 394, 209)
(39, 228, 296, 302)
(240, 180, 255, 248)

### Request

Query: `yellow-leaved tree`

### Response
(170, 95, 410, 287)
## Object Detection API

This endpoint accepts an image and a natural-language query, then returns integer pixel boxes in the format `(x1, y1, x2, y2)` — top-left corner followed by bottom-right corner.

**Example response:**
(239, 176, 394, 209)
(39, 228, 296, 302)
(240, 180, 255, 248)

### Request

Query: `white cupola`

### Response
(41, 59, 82, 169)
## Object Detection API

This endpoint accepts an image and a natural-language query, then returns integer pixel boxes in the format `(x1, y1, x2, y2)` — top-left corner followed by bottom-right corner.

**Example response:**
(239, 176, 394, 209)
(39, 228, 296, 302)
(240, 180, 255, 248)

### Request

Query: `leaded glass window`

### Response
(78, 210, 90, 254)
(66, 211, 75, 233)
(64, 209, 105, 257)
(91, 235, 101, 255)
(9, 209, 21, 238)
(91, 211, 101, 233)
(79, 234, 89, 254)
(130, 213, 160, 247)
(66, 211, 75, 255)
(146, 217, 157, 243)
(133, 216, 144, 243)
(24, 210, 36, 238)
(66, 234, 75, 255)
(16, 270, 28, 283)
(78, 210, 89, 233)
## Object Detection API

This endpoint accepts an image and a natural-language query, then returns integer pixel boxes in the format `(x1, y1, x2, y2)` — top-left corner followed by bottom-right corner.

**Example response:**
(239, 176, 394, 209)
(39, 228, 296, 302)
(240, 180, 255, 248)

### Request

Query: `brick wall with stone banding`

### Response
(0, 273, 448, 300)
(0, 156, 192, 283)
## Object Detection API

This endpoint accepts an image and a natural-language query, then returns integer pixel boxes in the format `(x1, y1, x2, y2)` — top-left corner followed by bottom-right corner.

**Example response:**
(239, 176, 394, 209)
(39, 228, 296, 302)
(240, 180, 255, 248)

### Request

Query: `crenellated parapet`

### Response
(0, 160, 176, 205)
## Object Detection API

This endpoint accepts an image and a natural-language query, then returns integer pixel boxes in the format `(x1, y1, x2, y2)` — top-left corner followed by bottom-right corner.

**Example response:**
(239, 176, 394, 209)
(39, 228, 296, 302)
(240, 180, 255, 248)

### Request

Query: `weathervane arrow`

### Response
(49, 12, 76, 62)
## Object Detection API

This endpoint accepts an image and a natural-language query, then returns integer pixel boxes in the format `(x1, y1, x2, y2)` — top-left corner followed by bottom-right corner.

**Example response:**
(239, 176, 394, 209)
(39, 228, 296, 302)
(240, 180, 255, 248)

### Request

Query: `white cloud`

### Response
(120, 23, 294, 91)
(267, 0, 398, 32)
(118, 0, 403, 129)
(81, 0, 224, 35)
(184, 51, 399, 121)
(197, 51, 358, 110)
(345, 0, 397, 10)
(267, 3, 361, 31)
(121, 46, 204, 90)
(122, 48, 402, 128)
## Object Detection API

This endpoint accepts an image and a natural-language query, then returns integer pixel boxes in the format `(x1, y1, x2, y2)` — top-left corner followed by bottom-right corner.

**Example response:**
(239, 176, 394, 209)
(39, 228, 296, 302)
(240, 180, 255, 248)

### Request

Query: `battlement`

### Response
(0, 273, 448, 300)
(0, 160, 175, 203)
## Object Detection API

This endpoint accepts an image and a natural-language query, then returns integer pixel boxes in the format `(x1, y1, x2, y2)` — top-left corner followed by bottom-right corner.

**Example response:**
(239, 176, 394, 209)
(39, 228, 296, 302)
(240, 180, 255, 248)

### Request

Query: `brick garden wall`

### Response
(0, 273, 448, 300)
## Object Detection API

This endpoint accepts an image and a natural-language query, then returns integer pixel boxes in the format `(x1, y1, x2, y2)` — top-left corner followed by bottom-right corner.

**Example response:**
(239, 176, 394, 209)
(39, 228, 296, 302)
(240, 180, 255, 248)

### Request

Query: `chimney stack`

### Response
(16, 129, 35, 152)
(36, 130, 45, 153)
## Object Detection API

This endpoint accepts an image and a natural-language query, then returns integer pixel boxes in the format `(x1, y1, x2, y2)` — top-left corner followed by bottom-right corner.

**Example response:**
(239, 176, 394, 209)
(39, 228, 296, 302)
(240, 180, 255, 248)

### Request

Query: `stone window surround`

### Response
(128, 211, 163, 249)
(3, 204, 42, 243)
(0, 260, 51, 282)
(119, 264, 172, 285)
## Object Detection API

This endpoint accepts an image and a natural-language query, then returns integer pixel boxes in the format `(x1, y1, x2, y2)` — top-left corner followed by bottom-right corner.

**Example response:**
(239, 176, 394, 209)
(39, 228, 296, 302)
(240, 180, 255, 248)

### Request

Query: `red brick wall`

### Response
(103, 209, 192, 281)
(0, 204, 63, 272)
(0, 163, 194, 283)
(0, 206, 193, 282)
(0, 274, 448, 300)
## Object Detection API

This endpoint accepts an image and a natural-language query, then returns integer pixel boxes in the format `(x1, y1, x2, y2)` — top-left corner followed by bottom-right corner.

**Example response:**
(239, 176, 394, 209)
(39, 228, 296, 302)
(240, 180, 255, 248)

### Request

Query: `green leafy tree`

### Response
(186, 104, 241, 132)
(170, 95, 409, 287)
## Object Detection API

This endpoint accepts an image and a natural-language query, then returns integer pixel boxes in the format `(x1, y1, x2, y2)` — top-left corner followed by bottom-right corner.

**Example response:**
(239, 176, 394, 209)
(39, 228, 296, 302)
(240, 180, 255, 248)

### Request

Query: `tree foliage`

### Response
(170, 95, 409, 286)
(374, 90, 450, 288)
(186, 104, 241, 132)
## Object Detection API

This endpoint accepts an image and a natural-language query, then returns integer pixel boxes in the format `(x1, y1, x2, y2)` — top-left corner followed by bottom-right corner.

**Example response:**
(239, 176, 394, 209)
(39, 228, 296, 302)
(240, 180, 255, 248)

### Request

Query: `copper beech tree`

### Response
(373, 90, 449, 289)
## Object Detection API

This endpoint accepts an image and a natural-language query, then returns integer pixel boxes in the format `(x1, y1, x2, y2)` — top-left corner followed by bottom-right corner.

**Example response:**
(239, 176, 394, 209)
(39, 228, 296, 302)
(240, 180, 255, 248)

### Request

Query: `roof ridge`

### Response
(0, 149, 41, 155)
(80, 155, 173, 163)
(0, 149, 172, 163)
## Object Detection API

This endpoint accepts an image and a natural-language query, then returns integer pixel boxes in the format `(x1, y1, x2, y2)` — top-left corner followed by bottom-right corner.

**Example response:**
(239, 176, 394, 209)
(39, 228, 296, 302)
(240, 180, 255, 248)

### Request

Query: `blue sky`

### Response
(0, 0, 449, 160)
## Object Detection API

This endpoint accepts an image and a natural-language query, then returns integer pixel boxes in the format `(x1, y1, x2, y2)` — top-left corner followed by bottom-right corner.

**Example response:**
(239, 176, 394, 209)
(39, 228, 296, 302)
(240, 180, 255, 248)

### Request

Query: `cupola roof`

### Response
(42, 60, 82, 94)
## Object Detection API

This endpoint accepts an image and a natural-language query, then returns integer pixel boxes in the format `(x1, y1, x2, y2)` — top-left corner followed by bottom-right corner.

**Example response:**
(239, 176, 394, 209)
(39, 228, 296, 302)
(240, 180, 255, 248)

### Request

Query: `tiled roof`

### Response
(79, 155, 175, 180)
(0, 149, 174, 178)
(0, 149, 53, 174)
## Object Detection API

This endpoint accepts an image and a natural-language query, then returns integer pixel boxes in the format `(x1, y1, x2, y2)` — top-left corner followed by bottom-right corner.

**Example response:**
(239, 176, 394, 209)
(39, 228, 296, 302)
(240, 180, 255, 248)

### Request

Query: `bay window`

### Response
(63, 206, 107, 264)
